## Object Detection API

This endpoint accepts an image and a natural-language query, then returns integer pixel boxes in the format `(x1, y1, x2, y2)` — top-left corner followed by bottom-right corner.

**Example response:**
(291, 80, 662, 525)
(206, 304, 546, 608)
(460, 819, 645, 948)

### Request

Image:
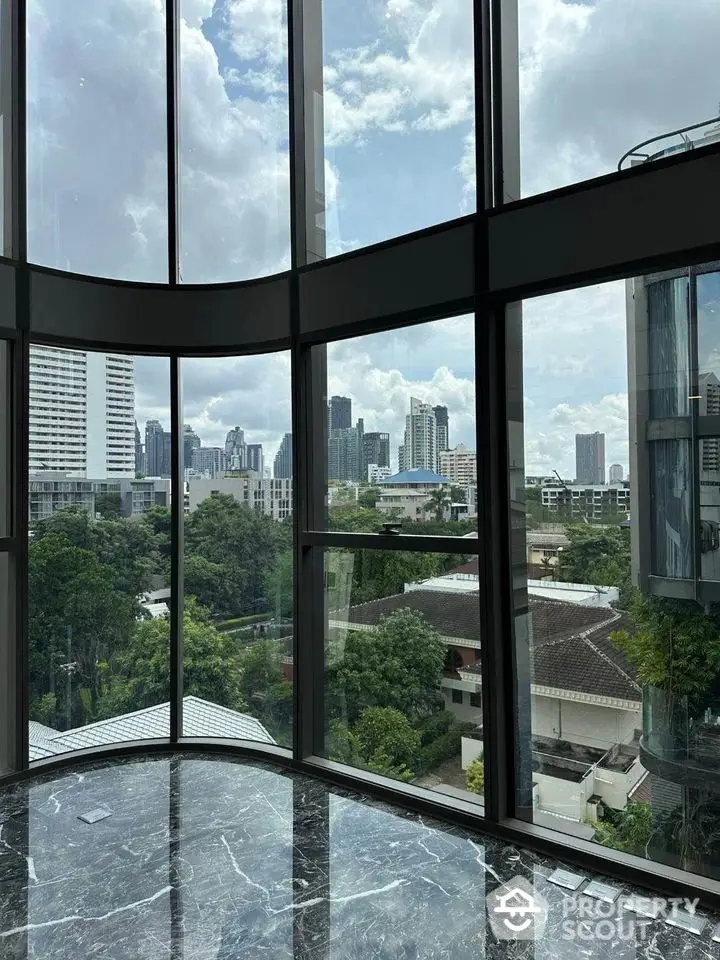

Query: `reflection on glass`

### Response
(180, 355, 293, 747)
(512, 268, 720, 881)
(178, 0, 290, 282)
(26, 0, 168, 280)
(0, 341, 8, 537)
(0, 553, 9, 773)
(647, 276, 690, 419)
(28, 348, 171, 758)
(514, 0, 720, 199)
(322, 316, 477, 535)
(322, 547, 484, 805)
(650, 440, 692, 579)
(321, 0, 475, 255)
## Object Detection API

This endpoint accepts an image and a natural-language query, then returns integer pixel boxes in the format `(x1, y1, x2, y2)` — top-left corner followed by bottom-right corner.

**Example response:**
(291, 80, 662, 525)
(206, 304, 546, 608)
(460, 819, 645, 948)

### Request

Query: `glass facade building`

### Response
(0, 0, 719, 923)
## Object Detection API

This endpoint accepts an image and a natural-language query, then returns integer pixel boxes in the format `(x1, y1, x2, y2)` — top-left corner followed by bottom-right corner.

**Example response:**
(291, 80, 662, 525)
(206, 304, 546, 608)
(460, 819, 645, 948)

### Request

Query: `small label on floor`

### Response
(78, 807, 112, 824)
(665, 911, 706, 936)
(548, 869, 584, 891)
(620, 896, 663, 919)
(583, 881, 620, 903)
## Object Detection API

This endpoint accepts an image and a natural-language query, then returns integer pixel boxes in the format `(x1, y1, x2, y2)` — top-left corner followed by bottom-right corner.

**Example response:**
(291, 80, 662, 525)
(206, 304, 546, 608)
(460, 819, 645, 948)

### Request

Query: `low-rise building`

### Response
(367, 463, 393, 484)
(187, 477, 293, 521)
(376, 468, 450, 521)
(29, 472, 171, 522)
(541, 483, 630, 521)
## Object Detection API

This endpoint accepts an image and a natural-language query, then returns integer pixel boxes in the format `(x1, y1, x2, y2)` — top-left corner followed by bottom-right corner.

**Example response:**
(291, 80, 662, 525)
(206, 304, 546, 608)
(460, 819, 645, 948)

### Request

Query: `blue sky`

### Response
(25, 0, 720, 476)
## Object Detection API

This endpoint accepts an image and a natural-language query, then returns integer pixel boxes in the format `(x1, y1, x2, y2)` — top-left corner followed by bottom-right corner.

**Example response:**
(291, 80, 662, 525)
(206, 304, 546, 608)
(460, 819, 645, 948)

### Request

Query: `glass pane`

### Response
(0, 341, 8, 537)
(178, 0, 290, 282)
(510, 266, 720, 881)
(321, 547, 484, 806)
(0, 552, 10, 774)
(319, 316, 477, 535)
(28, 348, 171, 759)
(181, 354, 293, 748)
(321, 0, 475, 255)
(27, 0, 168, 280)
(512, 0, 720, 201)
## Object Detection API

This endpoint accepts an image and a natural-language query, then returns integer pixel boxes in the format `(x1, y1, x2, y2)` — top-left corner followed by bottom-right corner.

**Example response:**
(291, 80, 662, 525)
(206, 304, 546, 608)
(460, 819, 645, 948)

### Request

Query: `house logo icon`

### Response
(487, 875, 549, 940)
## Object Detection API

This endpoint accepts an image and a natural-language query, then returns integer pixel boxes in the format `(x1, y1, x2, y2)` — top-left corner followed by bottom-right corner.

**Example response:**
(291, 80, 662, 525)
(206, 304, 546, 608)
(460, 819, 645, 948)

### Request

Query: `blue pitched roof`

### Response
(381, 469, 450, 484)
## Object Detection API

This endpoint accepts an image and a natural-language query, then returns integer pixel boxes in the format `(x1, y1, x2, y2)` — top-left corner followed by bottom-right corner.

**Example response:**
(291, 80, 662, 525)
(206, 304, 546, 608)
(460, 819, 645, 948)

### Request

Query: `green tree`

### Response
(466, 758, 485, 795)
(263, 548, 293, 619)
(558, 524, 632, 606)
(94, 492, 122, 520)
(449, 485, 467, 504)
(423, 488, 450, 522)
(593, 802, 651, 857)
(327, 708, 420, 782)
(29, 531, 136, 728)
(237, 639, 292, 744)
(344, 549, 449, 604)
(184, 493, 284, 618)
(328, 505, 387, 533)
(98, 598, 248, 717)
(611, 595, 720, 699)
(357, 486, 382, 509)
(328, 608, 446, 724)
(184, 555, 236, 614)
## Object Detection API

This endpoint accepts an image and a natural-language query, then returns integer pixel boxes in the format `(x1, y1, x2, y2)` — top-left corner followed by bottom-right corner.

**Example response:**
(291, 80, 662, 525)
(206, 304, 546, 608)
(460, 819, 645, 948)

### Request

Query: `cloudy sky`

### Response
(26, 0, 720, 477)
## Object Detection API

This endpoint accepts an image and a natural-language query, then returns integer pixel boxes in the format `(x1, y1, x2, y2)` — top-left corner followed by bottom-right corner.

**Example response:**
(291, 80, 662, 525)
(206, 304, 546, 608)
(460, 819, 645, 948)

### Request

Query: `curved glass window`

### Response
(178, 0, 290, 282)
(321, 0, 475, 256)
(26, 0, 169, 280)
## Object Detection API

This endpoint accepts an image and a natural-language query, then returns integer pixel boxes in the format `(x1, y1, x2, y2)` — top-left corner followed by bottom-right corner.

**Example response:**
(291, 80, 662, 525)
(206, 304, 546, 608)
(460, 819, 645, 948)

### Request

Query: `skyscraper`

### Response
(363, 432, 390, 473)
(328, 419, 364, 482)
(225, 426, 247, 470)
(29, 346, 135, 478)
(399, 397, 437, 472)
(433, 405, 449, 454)
(609, 463, 624, 483)
(145, 420, 171, 477)
(134, 421, 144, 475)
(191, 447, 226, 477)
(274, 433, 293, 479)
(575, 432, 605, 485)
(329, 396, 352, 431)
(246, 443, 264, 474)
(183, 424, 201, 469)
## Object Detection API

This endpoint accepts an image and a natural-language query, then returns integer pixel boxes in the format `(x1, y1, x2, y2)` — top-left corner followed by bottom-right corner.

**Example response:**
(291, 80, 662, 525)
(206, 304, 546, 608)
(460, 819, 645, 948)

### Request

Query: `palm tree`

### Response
(424, 488, 450, 522)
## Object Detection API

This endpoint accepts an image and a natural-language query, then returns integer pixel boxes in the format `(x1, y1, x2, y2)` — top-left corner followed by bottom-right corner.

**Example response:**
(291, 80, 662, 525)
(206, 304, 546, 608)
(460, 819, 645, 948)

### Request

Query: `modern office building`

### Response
(190, 446, 226, 478)
(328, 395, 352, 431)
(362, 431, 390, 473)
(134, 421, 144, 475)
(224, 426, 246, 470)
(273, 433, 293, 479)
(246, 443, 264, 475)
(367, 463, 393, 484)
(609, 463, 624, 484)
(183, 425, 201, 469)
(439, 444, 477, 487)
(29, 346, 135, 478)
(398, 397, 437, 473)
(328, 418, 364, 482)
(433, 405, 449, 456)
(575, 432, 605, 485)
(145, 420, 171, 478)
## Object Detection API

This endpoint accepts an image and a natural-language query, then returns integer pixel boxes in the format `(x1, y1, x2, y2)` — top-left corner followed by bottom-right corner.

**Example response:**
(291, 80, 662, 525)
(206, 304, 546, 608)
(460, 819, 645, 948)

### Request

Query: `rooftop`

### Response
(380, 469, 450, 485)
(29, 696, 275, 761)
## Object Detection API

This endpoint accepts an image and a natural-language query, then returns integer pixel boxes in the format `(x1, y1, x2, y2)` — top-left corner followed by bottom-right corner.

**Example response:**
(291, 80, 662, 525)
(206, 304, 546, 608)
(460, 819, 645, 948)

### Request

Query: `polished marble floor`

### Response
(0, 753, 716, 958)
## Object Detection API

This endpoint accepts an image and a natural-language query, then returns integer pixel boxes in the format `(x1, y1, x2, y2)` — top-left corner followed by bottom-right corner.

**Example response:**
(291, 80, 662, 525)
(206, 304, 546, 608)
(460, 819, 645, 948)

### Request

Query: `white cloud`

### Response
(519, 0, 720, 196)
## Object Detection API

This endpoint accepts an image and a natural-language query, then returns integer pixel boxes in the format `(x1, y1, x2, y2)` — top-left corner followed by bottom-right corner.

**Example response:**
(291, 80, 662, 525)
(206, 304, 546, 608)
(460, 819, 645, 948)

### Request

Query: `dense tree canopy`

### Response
(328, 608, 447, 724)
(558, 524, 632, 607)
